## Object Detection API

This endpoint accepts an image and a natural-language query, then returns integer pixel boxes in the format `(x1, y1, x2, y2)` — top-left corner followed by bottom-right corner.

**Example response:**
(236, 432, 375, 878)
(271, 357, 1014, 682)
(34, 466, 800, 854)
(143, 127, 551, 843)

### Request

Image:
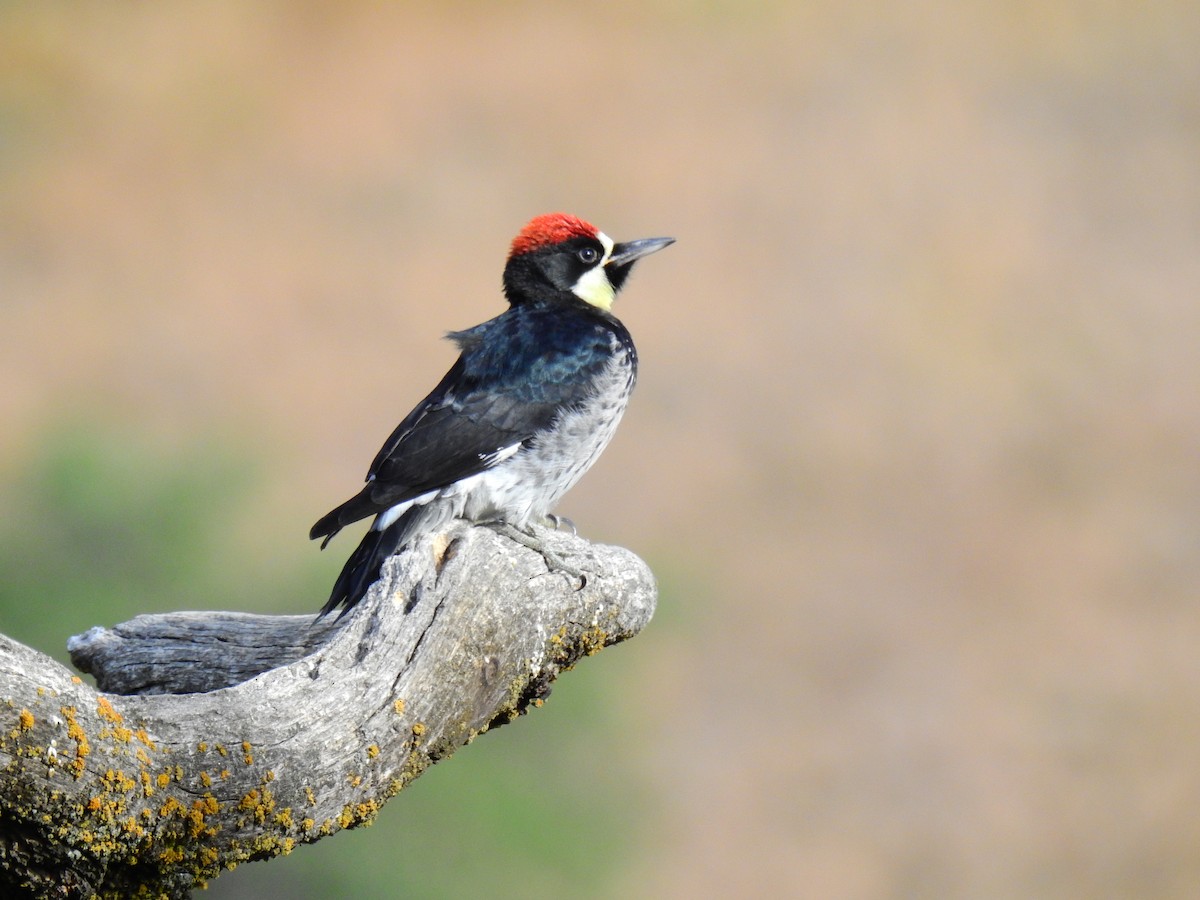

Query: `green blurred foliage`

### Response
(0, 422, 325, 664)
(0, 423, 235, 658)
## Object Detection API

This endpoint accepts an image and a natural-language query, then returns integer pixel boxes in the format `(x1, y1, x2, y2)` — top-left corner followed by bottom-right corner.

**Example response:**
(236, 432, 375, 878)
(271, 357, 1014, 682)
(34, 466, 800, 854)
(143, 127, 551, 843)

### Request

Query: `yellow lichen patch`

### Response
(304, 786, 316, 807)
(257, 788, 276, 822)
(215, 743, 228, 757)
(263, 770, 275, 783)
(301, 817, 315, 832)
(109, 725, 133, 743)
(71, 676, 82, 685)
(186, 801, 219, 844)
(393, 699, 405, 715)
(61, 706, 90, 763)
(96, 696, 123, 725)
(135, 728, 156, 750)
(348, 774, 362, 788)
(358, 801, 379, 820)
(200, 847, 220, 868)
(199, 771, 212, 788)
(239, 786, 275, 825)
(18, 709, 34, 731)
(197, 742, 208, 753)
(159, 797, 183, 818)
(135, 748, 151, 767)
(367, 744, 380, 760)
(336, 799, 382, 831)
(102, 769, 137, 793)
(160, 846, 184, 865)
(86, 796, 103, 812)
(411, 723, 426, 738)
(274, 807, 293, 828)
(139, 771, 154, 797)
(578, 625, 609, 656)
(156, 773, 171, 790)
(220, 769, 231, 780)
(186, 801, 210, 838)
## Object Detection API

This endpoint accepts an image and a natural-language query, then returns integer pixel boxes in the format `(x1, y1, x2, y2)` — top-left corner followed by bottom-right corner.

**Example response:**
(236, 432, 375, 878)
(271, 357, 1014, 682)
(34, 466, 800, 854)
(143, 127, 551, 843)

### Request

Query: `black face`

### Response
(503, 236, 608, 304)
(534, 236, 607, 292)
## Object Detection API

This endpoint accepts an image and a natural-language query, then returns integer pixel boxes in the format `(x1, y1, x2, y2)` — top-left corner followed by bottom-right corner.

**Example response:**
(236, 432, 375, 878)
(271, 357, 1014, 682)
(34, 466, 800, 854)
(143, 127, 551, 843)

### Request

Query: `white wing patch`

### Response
(481, 443, 522, 466)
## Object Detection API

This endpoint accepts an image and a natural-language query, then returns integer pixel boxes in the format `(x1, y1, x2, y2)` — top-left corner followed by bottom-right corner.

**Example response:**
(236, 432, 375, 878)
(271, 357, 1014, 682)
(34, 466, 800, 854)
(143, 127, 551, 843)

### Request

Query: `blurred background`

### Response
(2, 2, 1198, 896)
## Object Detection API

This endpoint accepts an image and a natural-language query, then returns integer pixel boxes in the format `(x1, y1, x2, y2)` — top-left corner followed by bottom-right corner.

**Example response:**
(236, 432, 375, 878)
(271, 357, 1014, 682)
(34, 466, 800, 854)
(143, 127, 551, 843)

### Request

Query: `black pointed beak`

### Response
(606, 236, 675, 269)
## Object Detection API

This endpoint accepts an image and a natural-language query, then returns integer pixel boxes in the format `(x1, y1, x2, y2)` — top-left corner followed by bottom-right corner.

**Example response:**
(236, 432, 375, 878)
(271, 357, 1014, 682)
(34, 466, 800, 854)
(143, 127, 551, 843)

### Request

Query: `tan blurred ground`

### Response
(2, 2, 1199, 897)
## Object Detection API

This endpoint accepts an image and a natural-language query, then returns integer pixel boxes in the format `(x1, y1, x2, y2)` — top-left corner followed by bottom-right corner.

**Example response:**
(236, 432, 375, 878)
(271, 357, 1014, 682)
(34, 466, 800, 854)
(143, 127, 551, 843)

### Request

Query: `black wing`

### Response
(364, 361, 565, 501)
(311, 316, 611, 541)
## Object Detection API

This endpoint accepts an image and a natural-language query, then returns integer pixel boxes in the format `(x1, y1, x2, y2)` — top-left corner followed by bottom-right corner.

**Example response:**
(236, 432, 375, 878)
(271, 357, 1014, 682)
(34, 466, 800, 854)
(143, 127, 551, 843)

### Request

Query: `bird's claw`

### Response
(544, 514, 577, 535)
(485, 521, 587, 590)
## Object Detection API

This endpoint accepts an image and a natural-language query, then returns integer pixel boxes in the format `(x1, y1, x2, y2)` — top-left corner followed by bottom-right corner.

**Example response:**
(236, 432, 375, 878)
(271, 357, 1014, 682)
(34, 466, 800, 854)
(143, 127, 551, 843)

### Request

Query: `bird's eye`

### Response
(577, 246, 600, 264)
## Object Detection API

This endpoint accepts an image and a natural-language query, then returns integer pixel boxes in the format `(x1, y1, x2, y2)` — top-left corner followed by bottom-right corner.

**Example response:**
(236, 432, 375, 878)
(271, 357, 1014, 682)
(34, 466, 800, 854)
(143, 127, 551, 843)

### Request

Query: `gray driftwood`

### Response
(0, 523, 656, 898)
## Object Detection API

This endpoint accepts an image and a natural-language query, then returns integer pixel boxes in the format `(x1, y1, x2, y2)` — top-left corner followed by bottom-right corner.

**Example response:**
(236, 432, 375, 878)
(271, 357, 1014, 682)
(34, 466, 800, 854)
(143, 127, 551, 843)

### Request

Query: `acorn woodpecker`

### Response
(311, 213, 673, 618)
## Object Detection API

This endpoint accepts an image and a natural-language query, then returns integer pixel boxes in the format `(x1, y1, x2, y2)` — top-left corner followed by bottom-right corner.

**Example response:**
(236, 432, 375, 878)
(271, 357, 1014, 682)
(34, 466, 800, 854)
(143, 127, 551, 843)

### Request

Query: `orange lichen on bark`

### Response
(96, 696, 123, 725)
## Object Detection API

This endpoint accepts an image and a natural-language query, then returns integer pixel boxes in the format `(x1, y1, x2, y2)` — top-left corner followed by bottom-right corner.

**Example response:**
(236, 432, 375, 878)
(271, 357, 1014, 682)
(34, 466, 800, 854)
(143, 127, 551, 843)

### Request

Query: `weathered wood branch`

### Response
(0, 523, 656, 898)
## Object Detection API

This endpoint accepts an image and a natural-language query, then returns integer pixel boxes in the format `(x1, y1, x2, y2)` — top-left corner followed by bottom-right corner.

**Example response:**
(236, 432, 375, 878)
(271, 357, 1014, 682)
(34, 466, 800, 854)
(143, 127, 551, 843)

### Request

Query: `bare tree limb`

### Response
(0, 523, 656, 898)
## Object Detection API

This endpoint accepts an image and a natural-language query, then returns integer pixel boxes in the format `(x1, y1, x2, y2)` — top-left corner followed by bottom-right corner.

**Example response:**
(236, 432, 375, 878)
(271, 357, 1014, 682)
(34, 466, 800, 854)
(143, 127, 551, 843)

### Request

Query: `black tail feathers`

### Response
(310, 490, 378, 547)
(316, 522, 397, 620)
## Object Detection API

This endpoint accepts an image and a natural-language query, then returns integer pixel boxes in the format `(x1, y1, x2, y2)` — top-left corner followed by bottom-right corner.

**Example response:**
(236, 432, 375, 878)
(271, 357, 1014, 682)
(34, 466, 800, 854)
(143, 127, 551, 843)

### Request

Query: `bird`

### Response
(311, 213, 673, 618)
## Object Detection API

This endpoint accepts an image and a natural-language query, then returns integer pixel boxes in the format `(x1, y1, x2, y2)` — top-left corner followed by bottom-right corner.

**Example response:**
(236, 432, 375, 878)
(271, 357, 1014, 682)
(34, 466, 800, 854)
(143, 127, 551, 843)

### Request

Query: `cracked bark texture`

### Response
(0, 523, 656, 898)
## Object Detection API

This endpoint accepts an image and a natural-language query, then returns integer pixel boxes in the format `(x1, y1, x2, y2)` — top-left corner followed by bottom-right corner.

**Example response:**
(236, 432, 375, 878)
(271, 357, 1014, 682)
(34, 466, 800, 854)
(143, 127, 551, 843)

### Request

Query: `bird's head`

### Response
(502, 213, 674, 311)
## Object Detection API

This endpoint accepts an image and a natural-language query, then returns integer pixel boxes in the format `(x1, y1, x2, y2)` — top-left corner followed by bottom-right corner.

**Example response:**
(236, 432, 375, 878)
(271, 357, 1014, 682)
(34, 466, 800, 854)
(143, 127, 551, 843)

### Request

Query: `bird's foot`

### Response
(485, 521, 587, 589)
(542, 513, 577, 535)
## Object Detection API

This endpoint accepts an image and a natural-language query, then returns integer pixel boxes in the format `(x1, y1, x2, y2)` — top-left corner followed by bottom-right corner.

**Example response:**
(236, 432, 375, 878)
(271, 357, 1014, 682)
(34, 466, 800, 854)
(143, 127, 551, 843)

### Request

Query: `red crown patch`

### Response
(509, 213, 599, 257)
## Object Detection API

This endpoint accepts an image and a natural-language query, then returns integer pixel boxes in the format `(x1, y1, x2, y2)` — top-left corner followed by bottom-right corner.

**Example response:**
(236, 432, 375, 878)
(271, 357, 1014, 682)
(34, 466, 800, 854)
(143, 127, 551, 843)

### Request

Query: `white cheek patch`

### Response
(571, 230, 617, 310)
(571, 268, 615, 310)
